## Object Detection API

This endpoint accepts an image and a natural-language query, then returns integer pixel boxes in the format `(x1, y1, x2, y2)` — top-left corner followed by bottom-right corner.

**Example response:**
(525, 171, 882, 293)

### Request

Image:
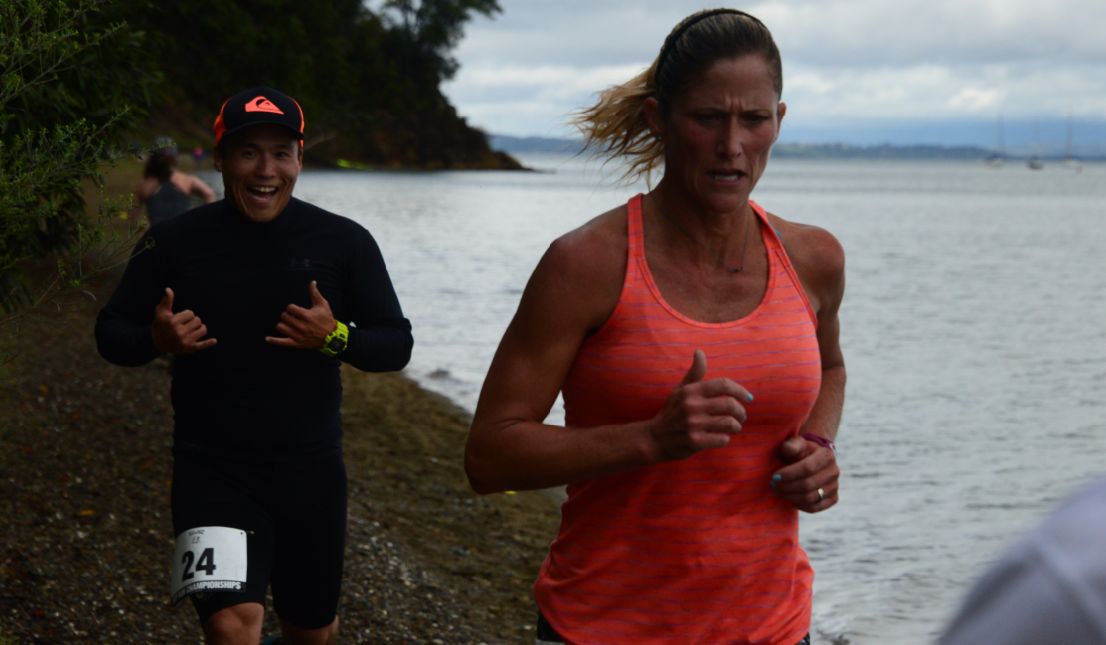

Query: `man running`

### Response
(95, 86, 413, 644)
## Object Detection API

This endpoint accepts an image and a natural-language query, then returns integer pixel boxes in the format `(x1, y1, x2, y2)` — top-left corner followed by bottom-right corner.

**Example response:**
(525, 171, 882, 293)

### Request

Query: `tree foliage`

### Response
(0, 0, 506, 322)
(379, 0, 501, 82)
(123, 0, 504, 167)
(0, 0, 158, 314)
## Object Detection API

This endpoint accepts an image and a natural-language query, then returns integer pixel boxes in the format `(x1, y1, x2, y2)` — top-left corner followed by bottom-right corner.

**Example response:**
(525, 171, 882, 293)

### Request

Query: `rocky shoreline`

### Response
(0, 269, 560, 643)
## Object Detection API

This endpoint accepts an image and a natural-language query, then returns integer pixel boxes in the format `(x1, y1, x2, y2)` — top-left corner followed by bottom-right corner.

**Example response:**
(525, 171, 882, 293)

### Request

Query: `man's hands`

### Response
(265, 280, 338, 350)
(151, 288, 217, 355)
(647, 350, 754, 461)
(151, 281, 339, 356)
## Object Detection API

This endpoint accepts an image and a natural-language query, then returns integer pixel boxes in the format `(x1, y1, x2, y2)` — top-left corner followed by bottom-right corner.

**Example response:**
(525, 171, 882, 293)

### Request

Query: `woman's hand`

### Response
(772, 435, 839, 512)
(647, 350, 754, 460)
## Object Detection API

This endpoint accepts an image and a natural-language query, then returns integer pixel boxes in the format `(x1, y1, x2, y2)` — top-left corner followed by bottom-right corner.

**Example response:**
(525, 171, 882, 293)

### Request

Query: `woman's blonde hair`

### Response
(572, 9, 782, 183)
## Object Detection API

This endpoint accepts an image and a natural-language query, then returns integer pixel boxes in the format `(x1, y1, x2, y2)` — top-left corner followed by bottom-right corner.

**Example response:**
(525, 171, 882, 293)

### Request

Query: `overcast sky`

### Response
(442, 0, 1106, 143)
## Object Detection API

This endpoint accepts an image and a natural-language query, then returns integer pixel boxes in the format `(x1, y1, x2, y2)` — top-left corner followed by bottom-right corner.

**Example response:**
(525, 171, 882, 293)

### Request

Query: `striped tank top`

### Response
(534, 194, 822, 644)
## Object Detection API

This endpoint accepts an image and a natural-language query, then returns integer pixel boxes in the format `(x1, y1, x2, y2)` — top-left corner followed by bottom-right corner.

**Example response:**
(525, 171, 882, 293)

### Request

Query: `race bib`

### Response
(170, 526, 248, 604)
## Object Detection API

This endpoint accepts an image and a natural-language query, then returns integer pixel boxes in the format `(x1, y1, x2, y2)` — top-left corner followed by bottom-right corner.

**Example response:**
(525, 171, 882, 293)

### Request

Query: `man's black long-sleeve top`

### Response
(95, 198, 413, 458)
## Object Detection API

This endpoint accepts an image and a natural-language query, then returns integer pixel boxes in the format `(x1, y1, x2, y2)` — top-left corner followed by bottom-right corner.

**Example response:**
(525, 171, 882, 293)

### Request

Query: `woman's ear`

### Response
(774, 101, 787, 142)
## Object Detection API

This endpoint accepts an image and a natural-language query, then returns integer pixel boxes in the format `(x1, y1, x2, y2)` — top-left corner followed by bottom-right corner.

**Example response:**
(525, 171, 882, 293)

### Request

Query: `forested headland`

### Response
(0, 0, 516, 315)
(122, 0, 518, 169)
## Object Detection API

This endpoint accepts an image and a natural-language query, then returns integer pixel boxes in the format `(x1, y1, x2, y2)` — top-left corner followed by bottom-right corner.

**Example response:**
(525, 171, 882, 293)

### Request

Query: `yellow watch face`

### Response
(321, 321, 349, 357)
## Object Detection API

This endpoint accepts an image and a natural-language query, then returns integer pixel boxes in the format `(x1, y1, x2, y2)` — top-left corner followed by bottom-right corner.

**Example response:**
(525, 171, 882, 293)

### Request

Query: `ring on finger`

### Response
(817, 487, 825, 501)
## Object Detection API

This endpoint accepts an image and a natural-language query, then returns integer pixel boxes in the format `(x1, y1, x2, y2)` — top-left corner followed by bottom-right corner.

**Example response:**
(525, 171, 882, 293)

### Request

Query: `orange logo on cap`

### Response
(245, 96, 285, 115)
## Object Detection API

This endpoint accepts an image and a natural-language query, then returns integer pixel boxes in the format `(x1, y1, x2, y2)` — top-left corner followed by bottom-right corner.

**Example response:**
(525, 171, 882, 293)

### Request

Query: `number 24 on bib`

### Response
(171, 526, 248, 604)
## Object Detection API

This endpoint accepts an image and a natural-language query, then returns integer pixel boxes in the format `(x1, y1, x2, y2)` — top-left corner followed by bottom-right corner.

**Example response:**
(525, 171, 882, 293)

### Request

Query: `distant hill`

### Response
(490, 134, 1064, 161)
(773, 142, 994, 160)
(780, 116, 1106, 159)
(488, 134, 581, 154)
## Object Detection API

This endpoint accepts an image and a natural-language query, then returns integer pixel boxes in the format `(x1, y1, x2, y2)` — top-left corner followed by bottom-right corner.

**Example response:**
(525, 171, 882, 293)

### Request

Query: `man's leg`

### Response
(279, 615, 339, 645)
(270, 453, 347, 642)
(172, 451, 275, 643)
(202, 602, 265, 645)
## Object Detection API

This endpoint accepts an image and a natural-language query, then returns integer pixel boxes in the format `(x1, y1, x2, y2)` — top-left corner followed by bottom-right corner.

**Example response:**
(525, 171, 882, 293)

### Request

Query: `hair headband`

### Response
(654, 8, 762, 86)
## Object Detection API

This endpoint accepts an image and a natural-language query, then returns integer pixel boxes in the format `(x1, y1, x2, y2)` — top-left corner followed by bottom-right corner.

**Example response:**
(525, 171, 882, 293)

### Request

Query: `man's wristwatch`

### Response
(319, 321, 349, 358)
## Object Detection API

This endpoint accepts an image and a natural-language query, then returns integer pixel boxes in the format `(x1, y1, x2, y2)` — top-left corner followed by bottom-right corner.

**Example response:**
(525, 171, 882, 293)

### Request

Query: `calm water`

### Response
(256, 156, 1104, 644)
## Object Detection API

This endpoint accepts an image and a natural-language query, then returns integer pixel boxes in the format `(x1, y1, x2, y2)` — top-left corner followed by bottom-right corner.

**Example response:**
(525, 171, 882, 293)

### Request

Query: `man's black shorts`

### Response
(171, 447, 347, 629)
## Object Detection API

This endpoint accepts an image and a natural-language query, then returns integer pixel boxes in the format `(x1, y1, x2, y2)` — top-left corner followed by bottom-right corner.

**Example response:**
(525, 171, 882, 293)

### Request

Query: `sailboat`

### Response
(1063, 112, 1083, 173)
(986, 115, 1005, 167)
(1027, 119, 1044, 170)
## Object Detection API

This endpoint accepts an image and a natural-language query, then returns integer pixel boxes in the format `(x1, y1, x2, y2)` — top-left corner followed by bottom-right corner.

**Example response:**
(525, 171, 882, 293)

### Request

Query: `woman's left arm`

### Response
(772, 221, 846, 513)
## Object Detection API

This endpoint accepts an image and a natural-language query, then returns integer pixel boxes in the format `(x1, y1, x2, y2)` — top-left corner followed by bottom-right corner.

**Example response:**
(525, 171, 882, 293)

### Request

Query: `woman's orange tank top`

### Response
(534, 194, 822, 644)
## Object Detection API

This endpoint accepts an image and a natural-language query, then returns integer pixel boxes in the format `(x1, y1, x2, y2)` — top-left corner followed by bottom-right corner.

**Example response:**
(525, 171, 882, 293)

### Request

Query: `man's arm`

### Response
(341, 227, 412, 371)
(94, 234, 165, 366)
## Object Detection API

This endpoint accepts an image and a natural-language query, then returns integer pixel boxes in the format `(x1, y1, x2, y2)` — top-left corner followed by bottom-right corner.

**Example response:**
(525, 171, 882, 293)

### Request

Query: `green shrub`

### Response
(0, 0, 157, 315)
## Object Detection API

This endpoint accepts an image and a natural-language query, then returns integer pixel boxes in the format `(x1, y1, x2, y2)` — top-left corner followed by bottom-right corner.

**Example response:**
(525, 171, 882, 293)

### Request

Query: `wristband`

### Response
(319, 321, 349, 358)
(800, 432, 837, 455)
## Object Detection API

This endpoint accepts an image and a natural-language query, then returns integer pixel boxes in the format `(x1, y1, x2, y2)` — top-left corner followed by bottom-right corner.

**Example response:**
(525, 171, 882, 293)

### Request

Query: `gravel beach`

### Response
(0, 268, 560, 643)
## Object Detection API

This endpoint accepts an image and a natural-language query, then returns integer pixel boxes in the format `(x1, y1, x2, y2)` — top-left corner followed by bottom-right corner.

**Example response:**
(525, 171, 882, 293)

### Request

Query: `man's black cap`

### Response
(213, 86, 305, 147)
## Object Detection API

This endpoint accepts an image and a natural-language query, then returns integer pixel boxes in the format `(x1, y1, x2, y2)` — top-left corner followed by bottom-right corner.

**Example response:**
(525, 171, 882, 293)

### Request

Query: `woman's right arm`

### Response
(187, 174, 217, 203)
(464, 215, 753, 494)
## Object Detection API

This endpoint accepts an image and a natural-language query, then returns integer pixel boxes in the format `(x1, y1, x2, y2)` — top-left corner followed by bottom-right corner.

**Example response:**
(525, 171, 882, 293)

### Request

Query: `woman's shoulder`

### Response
(528, 203, 629, 329)
(540, 203, 628, 282)
(764, 209, 845, 313)
(764, 210, 845, 277)
(551, 203, 627, 257)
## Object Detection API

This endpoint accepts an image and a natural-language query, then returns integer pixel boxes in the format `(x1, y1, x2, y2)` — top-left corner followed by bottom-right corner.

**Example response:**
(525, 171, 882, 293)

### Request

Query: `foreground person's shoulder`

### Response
(297, 199, 374, 235)
(524, 205, 628, 330)
(543, 204, 627, 275)
(768, 212, 845, 277)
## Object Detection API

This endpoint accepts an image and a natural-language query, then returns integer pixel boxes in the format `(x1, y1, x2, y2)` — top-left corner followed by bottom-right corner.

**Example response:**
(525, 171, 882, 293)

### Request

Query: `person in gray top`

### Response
(940, 476, 1106, 645)
(134, 136, 216, 226)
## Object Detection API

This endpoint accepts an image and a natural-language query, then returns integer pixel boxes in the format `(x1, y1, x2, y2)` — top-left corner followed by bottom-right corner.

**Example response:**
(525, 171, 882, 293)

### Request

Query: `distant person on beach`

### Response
(95, 86, 413, 644)
(464, 9, 844, 644)
(133, 136, 216, 226)
(940, 476, 1106, 645)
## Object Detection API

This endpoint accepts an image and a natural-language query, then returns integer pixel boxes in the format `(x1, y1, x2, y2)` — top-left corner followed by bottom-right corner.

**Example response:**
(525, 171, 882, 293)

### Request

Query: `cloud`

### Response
(454, 64, 645, 98)
(948, 88, 1003, 113)
(783, 62, 1106, 124)
(445, 0, 1106, 136)
(763, 0, 1106, 66)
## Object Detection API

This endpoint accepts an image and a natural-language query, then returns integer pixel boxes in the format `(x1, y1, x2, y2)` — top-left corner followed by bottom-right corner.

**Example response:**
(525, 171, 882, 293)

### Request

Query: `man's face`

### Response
(215, 125, 303, 223)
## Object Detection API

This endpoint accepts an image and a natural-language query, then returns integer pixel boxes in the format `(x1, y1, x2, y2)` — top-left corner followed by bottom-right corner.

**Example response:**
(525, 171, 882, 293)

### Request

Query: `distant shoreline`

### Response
(490, 134, 1106, 162)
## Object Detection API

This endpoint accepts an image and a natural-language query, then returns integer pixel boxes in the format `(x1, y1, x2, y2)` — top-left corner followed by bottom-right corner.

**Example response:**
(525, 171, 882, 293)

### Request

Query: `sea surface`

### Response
(251, 155, 1104, 644)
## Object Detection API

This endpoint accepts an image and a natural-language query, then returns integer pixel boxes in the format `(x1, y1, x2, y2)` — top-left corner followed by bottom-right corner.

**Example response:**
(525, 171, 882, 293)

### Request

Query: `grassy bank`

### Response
(0, 164, 560, 642)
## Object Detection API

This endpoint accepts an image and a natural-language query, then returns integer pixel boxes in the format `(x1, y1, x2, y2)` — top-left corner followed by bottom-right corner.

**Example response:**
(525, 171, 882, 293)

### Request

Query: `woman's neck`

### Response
(648, 185, 756, 274)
